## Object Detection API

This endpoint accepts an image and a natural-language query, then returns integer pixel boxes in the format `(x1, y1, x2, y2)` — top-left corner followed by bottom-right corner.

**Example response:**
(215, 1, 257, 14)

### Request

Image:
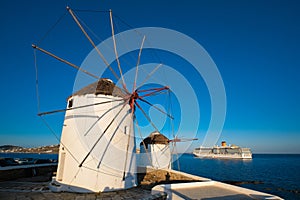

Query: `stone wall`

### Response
(137, 167, 202, 190)
(0, 165, 57, 181)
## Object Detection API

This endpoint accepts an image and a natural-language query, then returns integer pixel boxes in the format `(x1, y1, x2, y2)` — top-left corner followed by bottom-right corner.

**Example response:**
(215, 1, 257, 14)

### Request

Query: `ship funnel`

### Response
(221, 141, 227, 147)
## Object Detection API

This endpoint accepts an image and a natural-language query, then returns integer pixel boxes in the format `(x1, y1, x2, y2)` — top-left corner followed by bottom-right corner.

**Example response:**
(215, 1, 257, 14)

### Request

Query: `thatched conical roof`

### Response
(71, 78, 125, 98)
(140, 131, 169, 147)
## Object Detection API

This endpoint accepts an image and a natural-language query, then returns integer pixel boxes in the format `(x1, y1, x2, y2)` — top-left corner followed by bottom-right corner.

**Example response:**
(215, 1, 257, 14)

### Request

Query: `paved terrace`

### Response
(0, 178, 166, 200)
(0, 167, 201, 200)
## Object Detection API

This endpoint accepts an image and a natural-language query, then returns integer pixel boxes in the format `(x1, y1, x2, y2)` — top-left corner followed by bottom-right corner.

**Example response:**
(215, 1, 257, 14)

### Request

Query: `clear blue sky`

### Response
(0, 0, 299, 153)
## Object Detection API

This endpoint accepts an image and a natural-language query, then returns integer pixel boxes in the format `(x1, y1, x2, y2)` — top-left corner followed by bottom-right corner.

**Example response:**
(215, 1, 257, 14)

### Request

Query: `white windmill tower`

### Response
(48, 79, 137, 192)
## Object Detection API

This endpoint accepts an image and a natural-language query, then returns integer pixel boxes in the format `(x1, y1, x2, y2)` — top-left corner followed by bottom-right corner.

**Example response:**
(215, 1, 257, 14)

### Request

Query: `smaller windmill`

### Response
(139, 131, 171, 169)
(138, 131, 198, 170)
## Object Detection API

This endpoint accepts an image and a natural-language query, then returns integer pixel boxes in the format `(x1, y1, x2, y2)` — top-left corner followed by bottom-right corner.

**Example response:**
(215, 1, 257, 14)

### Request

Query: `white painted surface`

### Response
(51, 94, 137, 192)
(152, 180, 283, 200)
(193, 146, 252, 159)
(139, 143, 171, 169)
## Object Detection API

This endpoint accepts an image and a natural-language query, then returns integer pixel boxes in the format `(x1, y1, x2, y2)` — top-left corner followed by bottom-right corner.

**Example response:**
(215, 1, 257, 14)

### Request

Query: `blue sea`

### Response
(1, 153, 299, 199)
(0, 153, 58, 160)
(173, 154, 300, 200)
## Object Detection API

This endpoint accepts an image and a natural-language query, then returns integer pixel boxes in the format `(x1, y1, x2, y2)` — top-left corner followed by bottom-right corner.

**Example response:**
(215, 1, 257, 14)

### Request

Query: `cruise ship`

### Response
(193, 141, 252, 159)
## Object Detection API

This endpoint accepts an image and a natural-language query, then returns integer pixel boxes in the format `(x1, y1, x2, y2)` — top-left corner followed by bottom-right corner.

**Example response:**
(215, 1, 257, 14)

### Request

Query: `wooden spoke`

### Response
(83, 102, 124, 137)
(137, 63, 163, 89)
(134, 101, 159, 132)
(96, 109, 130, 169)
(67, 6, 120, 81)
(169, 138, 198, 142)
(133, 35, 146, 92)
(138, 98, 174, 119)
(138, 86, 169, 98)
(172, 142, 180, 171)
(122, 107, 134, 180)
(109, 10, 128, 93)
(38, 99, 123, 116)
(78, 100, 129, 167)
(32, 44, 99, 79)
(134, 117, 153, 167)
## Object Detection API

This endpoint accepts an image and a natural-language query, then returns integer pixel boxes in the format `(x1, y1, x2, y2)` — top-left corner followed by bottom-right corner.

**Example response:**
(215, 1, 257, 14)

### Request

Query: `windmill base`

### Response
(49, 177, 95, 193)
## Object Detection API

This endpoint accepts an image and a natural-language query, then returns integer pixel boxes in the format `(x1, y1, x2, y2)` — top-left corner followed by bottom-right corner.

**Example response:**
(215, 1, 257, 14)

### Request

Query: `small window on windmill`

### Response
(68, 99, 73, 108)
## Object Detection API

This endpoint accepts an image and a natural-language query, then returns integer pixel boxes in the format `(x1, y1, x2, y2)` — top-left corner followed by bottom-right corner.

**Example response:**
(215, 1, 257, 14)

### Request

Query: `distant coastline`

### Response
(0, 145, 298, 155)
(0, 145, 59, 154)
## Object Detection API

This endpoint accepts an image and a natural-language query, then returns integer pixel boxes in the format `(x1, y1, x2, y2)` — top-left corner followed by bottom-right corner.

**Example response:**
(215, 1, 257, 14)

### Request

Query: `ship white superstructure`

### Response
(193, 141, 252, 159)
